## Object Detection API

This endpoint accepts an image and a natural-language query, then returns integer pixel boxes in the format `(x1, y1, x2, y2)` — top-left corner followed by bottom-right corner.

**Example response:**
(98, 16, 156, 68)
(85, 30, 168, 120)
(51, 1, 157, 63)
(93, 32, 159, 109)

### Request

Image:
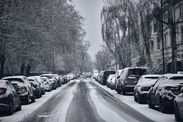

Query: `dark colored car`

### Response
(0, 80, 21, 115)
(147, 74, 183, 113)
(2, 76, 35, 104)
(174, 87, 183, 122)
(117, 67, 147, 95)
(100, 71, 115, 85)
(28, 77, 42, 98)
(134, 74, 161, 104)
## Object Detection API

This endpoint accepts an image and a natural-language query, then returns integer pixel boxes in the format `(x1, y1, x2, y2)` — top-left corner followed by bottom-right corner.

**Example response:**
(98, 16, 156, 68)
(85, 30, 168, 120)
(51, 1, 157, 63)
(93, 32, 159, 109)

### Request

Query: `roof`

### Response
(163, 74, 183, 79)
(142, 74, 161, 78)
(2, 76, 26, 80)
(124, 67, 147, 70)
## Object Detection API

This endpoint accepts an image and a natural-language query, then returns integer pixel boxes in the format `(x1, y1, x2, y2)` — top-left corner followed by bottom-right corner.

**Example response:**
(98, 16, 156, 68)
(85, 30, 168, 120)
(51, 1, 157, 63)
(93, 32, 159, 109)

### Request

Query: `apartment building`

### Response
(150, 0, 183, 72)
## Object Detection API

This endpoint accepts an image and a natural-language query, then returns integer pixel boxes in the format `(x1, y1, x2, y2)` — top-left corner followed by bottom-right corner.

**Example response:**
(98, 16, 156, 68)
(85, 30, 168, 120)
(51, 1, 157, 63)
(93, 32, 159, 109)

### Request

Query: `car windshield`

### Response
(5, 78, 24, 83)
(104, 71, 115, 76)
(128, 68, 147, 77)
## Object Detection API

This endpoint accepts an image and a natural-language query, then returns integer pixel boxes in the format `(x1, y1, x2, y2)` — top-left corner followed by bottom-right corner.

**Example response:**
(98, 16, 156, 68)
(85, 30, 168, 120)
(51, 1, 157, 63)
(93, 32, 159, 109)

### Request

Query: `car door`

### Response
(7, 82, 19, 107)
(150, 78, 162, 105)
(153, 77, 167, 105)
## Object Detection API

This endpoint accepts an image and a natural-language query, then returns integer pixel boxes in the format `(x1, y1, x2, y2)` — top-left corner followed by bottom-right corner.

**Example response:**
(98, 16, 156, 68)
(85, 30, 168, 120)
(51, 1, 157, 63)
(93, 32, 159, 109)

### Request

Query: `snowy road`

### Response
(0, 78, 176, 122)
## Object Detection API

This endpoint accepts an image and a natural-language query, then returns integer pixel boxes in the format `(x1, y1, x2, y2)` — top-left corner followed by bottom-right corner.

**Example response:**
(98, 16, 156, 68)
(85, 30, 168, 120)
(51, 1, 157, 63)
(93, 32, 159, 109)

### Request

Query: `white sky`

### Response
(72, 0, 105, 61)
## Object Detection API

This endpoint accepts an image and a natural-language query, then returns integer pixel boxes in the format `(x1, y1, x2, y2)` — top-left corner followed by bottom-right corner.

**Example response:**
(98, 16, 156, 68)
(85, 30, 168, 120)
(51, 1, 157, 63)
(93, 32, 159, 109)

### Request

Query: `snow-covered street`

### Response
(0, 78, 177, 122)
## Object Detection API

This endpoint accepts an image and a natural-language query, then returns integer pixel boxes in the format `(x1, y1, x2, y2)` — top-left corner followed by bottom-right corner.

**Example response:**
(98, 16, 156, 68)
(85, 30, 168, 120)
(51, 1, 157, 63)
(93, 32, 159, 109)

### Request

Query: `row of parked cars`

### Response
(0, 73, 78, 115)
(93, 67, 183, 122)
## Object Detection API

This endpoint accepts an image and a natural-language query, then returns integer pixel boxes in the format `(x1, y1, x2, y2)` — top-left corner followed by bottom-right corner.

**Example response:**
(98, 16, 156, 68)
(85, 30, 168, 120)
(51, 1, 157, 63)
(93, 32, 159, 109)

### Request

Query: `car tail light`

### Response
(0, 87, 7, 95)
(141, 86, 151, 91)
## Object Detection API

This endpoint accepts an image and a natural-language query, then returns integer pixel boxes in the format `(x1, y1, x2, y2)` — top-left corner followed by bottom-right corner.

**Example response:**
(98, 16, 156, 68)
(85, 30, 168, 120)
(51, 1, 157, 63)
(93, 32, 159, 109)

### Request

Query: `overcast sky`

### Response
(72, 0, 105, 61)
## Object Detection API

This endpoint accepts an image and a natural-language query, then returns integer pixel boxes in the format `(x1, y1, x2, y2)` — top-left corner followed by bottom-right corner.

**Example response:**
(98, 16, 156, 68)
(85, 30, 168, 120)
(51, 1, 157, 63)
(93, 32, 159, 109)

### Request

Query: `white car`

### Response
(106, 74, 115, 88)
(41, 77, 52, 91)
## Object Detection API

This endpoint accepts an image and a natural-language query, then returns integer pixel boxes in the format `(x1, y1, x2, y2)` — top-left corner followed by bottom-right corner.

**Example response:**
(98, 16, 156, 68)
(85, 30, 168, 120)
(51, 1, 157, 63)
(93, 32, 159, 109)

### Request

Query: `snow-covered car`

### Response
(174, 87, 183, 121)
(117, 67, 147, 95)
(134, 74, 161, 104)
(115, 69, 123, 91)
(27, 77, 42, 98)
(29, 76, 45, 95)
(41, 74, 57, 90)
(92, 72, 99, 81)
(0, 80, 21, 115)
(147, 74, 183, 113)
(41, 77, 52, 91)
(2, 76, 35, 104)
(109, 76, 116, 90)
(106, 74, 115, 88)
(100, 71, 115, 85)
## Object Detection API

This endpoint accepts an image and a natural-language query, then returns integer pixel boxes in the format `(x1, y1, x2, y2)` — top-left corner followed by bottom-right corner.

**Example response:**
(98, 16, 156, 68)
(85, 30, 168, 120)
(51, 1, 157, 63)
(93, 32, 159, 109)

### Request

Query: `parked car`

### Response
(41, 77, 52, 91)
(53, 74, 61, 87)
(117, 67, 147, 95)
(100, 71, 115, 85)
(115, 69, 123, 91)
(0, 80, 21, 115)
(29, 76, 45, 95)
(106, 74, 115, 88)
(174, 87, 183, 121)
(41, 74, 57, 90)
(147, 74, 183, 113)
(92, 72, 99, 81)
(98, 71, 104, 83)
(2, 76, 35, 104)
(134, 74, 161, 104)
(27, 77, 42, 98)
(109, 76, 116, 90)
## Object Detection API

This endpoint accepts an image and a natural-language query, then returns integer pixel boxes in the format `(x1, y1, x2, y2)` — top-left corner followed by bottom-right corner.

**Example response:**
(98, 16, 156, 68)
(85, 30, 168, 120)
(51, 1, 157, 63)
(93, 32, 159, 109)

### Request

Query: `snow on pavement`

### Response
(0, 83, 69, 122)
(91, 78, 175, 122)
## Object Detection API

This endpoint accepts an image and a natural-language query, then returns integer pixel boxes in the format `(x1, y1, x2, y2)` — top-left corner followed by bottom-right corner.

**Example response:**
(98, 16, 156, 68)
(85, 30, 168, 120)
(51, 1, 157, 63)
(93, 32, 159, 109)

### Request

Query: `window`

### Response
(151, 40, 154, 51)
(175, 6, 181, 21)
(157, 37, 161, 50)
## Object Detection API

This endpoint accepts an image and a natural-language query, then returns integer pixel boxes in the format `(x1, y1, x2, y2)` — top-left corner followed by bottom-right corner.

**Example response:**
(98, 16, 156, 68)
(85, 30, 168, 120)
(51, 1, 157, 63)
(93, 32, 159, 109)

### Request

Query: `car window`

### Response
(154, 77, 167, 88)
(6, 78, 24, 83)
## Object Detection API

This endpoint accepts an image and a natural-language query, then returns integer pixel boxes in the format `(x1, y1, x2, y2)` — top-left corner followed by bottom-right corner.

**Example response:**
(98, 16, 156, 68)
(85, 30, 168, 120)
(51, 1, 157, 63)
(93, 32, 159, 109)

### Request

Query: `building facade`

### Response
(150, 0, 183, 73)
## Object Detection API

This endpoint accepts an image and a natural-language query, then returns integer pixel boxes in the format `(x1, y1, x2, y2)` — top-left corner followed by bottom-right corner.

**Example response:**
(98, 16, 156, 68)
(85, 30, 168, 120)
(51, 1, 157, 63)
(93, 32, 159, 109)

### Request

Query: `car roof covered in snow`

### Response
(2, 76, 26, 80)
(141, 74, 161, 78)
(162, 74, 183, 79)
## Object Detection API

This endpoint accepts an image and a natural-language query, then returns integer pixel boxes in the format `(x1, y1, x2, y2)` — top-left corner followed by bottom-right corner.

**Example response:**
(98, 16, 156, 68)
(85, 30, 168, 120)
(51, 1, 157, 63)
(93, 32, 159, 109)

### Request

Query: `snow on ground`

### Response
(45, 83, 76, 122)
(89, 85, 129, 122)
(91, 78, 175, 122)
(0, 83, 69, 122)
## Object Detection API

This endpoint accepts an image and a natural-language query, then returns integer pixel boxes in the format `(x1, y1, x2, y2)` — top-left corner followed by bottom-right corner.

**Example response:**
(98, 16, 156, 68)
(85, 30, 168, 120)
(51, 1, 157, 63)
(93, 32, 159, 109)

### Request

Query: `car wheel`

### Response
(174, 102, 181, 121)
(25, 94, 30, 104)
(17, 100, 22, 111)
(148, 99, 155, 109)
(160, 102, 168, 113)
(138, 96, 144, 104)
(31, 94, 35, 103)
(8, 101, 14, 115)
(122, 89, 126, 95)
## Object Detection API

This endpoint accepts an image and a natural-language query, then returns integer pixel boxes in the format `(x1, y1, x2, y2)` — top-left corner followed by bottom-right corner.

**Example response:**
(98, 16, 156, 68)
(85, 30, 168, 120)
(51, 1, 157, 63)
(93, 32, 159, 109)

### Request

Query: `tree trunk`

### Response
(25, 64, 31, 76)
(20, 63, 25, 75)
(0, 54, 5, 78)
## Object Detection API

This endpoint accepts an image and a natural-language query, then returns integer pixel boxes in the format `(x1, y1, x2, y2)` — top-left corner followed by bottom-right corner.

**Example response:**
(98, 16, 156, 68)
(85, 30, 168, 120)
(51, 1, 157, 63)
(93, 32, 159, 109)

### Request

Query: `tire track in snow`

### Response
(89, 80, 154, 122)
